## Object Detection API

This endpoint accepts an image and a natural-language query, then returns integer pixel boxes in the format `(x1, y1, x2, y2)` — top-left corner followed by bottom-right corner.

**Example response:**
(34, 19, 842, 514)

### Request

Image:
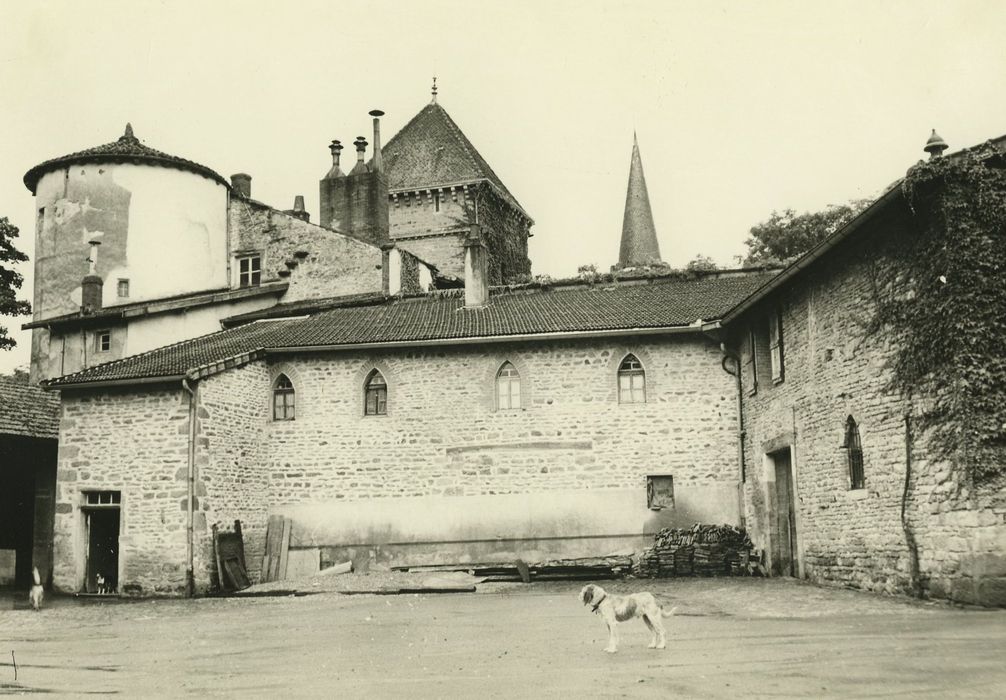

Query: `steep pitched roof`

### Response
(44, 271, 777, 388)
(618, 134, 663, 267)
(382, 102, 531, 220)
(0, 376, 60, 439)
(23, 124, 229, 194)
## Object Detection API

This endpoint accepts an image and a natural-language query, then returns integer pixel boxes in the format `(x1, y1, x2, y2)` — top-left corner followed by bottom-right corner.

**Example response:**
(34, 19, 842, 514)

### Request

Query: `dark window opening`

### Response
(238, 255, 262, 287)
(843, 416, 865, 490)
(272, 374, 295, 421)
(95, 330, 111, 353)
(647, 475, 674, 510)
(365, 370, 387, 416)
(434, 192, 441, 212)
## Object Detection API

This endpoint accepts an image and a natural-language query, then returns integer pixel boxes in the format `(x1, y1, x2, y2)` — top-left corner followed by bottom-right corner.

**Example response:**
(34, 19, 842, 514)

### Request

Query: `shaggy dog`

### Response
(579, 583, 676, 653)
(28, 567, 44, 611)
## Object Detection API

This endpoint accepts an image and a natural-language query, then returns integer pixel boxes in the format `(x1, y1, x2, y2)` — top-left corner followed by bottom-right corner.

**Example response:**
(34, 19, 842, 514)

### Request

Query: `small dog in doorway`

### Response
(96, 573, 108, 595)
(579, 583, 676, 653)
(28, 567, 44, 611)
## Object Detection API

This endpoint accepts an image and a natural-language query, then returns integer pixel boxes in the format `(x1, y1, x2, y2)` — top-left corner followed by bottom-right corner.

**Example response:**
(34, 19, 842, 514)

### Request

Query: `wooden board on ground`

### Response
(261, 515, 285, 583)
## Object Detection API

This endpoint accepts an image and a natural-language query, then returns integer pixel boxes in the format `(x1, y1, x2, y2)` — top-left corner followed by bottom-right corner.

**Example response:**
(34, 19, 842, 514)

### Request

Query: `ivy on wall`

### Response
(874, 142, 1006, 483)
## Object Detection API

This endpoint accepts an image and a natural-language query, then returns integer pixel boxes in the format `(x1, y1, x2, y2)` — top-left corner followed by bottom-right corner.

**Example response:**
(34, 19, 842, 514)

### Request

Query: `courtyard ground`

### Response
(1, 577, 1004, 698)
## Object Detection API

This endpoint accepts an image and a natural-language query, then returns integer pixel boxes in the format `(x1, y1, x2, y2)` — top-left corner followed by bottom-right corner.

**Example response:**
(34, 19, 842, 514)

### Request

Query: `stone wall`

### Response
(229, 197, 383, 302)
(261, 337, 740, 568)
(733, 214, 1006, 606)
(52, 387, 191, 595)
(194, 363, 272, 588)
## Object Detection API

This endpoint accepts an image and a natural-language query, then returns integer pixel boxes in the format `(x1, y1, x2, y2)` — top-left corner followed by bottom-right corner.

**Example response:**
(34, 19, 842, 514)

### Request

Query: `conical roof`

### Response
(618, 134, 662, 267)
(23, 123, 229, 194)
(382, 102, 531, 221)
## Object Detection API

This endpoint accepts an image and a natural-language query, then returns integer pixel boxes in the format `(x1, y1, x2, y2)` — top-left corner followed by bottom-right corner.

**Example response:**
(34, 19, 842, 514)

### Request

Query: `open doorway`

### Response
(768, 448, 798, 577)
(82, 491, 120, 594)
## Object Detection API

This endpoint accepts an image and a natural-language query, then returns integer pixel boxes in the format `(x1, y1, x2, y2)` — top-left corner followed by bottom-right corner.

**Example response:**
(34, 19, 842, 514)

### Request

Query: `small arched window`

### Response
(272, 374, 295, 421)
(364, 370, 387, 416)
(843, 416, 864, 489)
(618, 354, 646, 404)
(496, 361, 521, 410)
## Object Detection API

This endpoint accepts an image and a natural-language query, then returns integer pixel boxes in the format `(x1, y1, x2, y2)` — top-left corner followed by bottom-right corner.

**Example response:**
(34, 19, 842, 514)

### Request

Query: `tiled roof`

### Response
(44, 271, 777, 388)
(382, 102, 531, 220)
(0, 376, 60, 439)
(24, 124, 229, 194)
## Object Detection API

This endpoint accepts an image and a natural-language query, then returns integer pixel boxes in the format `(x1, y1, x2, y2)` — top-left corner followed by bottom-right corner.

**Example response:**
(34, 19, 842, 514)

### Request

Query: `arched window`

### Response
(364, 370, 387, 416)
(496, 361, 521, 410)
(618, 354, 646, 404)
(272, 374, 295, 421)
(843, 416, 864, 489)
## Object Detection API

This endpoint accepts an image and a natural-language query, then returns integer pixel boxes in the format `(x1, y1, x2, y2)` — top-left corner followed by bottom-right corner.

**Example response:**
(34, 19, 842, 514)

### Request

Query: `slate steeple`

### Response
(617, 133, 662, 268)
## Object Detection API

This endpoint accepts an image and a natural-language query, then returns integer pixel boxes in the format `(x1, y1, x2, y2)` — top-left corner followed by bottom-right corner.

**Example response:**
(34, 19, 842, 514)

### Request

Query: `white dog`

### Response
(579, 583, 676, 653)
(28, 567, 44, 611)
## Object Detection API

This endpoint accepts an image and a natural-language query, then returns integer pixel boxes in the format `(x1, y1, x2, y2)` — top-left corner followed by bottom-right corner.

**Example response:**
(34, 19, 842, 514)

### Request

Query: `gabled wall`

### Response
(732, 207, 1006, 606)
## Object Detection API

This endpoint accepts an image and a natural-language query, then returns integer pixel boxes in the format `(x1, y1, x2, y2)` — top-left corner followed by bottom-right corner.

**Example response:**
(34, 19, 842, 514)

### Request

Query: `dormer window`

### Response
(238, 255, 261, 287)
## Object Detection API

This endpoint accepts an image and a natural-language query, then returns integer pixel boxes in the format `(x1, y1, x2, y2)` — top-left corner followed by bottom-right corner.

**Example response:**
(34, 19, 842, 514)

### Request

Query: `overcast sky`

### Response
(2, 0, 1005, 374)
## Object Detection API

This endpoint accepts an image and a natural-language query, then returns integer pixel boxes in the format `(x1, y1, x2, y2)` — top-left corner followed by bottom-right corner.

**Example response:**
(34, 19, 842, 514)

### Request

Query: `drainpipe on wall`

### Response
(902, 413, 922, 598)
(181, 377, 198, 597)
(720, 345, 747, 529)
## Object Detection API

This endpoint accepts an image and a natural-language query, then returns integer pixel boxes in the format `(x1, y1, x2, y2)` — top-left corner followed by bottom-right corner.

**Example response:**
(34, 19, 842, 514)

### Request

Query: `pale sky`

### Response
(2, 0, 1005, 374)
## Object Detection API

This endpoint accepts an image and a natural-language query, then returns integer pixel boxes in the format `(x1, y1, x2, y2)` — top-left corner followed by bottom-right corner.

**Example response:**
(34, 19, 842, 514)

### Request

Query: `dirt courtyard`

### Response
(2, 578, 1004, 698)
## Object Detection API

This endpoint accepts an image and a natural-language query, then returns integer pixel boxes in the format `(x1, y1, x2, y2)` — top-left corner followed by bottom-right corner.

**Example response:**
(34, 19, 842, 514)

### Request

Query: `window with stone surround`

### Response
(117, 278, 130, 298)
(843, 416, 865, 489)
(745, 329, 758, 395)
(272, 374, 295, 421)
(769, 309, 784, 383)
(618, 354, 646, 404)
(364, 370, 387, 416)
(495, 362, 521, 410)
(647, 475, 674, 510)
(95, 330, 111, 353)
(237, 254, 262, 287)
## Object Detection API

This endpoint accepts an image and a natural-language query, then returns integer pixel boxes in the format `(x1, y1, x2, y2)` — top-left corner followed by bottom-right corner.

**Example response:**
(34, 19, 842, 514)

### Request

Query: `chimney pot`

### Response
(924, 129, 948, 159)
(370, 110, 384, 173)
(293, 195, 306, 212)
(230, 173, 252, 198)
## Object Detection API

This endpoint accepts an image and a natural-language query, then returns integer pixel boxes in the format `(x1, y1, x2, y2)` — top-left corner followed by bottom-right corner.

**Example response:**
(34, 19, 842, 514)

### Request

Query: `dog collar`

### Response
(591, 593, 607, 612)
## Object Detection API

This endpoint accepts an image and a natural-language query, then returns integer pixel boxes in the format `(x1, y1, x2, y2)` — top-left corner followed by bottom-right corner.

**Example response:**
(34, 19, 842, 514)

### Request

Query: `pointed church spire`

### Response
(617, 133, 662, 267)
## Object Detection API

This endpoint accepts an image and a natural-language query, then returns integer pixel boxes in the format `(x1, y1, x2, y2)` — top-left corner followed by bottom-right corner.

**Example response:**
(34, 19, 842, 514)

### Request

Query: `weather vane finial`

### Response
(431, 76, 438, 103)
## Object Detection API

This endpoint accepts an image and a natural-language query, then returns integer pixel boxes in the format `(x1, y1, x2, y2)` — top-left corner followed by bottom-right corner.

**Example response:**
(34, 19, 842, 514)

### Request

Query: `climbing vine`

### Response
(873, 142, 1006, 483)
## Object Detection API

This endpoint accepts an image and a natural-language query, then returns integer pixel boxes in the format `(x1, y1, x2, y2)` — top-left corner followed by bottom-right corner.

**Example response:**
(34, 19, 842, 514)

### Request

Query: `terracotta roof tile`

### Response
(44, 272, 776, 388)
(0, 376, 60, 438)
(383, 103, 530, 219)
(23, 124, 229, 194)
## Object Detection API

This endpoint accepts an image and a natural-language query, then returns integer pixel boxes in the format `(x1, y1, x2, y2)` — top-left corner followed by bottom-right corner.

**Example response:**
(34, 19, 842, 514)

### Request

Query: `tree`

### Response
(0, 217, 32, 351)
(685, 254, 719, 272)
(743, 200, 871, 266)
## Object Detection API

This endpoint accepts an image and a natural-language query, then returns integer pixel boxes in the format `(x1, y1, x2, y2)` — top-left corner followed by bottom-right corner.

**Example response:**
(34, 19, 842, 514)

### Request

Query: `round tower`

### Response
(23, 123, 231, 321)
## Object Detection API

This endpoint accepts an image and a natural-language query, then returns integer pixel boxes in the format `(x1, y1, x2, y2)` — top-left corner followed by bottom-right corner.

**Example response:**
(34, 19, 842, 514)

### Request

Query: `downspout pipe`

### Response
(720, 346, 747, 528)
(181, 377, 197, 597)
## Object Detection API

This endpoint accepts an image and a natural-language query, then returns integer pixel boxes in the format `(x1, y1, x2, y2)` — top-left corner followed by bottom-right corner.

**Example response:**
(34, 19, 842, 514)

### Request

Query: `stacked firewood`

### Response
(633, 523, 757, 578)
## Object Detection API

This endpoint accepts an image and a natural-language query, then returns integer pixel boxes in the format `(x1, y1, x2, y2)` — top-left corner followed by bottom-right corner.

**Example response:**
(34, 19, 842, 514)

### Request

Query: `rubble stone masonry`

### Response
(735, 229, 1006, 606)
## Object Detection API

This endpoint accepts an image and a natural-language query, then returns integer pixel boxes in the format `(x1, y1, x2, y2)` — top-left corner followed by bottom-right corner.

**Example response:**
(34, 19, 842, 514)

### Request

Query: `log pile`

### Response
(633, 523, 757, 578)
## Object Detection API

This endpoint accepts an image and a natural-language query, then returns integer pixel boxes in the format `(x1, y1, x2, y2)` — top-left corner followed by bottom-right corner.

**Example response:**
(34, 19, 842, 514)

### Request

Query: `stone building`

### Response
(21, 91, 530, 383)
(10, 94, 1006, 605)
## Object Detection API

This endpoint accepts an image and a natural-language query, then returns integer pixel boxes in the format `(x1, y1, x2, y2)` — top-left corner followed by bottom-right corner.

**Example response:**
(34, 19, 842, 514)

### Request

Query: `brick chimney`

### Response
(319, 110, 390, 247)
(81, 239, 103, 313)
(231, 173, 252, 198)
(464, 224, 489, 308)
(284, 195, 310, 222)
